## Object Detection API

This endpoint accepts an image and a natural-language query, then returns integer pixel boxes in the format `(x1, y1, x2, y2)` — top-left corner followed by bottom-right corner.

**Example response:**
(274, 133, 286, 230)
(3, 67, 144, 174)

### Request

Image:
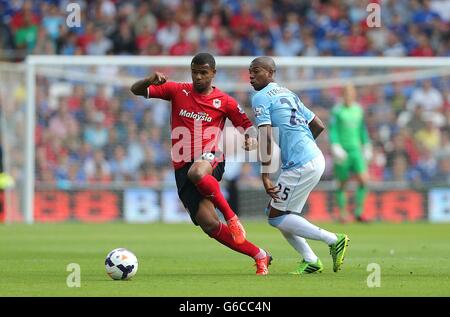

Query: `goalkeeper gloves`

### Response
(331, 144, 348, 164)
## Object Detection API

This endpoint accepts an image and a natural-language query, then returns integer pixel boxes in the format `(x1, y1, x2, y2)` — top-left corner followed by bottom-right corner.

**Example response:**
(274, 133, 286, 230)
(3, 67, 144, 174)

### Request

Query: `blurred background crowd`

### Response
(1, 0, 449, 59)
(0, 0, 449, 193)
(27, 75, 449, 190)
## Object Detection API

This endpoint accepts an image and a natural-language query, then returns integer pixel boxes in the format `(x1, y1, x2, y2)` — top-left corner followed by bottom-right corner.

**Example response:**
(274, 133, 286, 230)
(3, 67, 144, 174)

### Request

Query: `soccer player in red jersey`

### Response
(130, 53, 271, 275)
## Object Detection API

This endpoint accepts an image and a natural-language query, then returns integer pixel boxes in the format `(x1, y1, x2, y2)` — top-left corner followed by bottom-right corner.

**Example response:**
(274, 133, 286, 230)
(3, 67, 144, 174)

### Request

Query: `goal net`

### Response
(1, 56, 449, 223)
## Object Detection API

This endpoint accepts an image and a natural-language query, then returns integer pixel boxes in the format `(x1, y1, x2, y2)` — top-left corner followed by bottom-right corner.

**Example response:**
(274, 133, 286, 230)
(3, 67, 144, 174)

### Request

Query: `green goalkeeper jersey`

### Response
(329, 102, 370, 151)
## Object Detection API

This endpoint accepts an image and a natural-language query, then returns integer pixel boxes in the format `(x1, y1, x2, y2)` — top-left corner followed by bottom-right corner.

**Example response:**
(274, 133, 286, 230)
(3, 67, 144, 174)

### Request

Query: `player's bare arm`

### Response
(243, 126, 258, 151)
(309, 115, 325, 139)
(130, 72, 167, 97)
(258, 124, 280, 201)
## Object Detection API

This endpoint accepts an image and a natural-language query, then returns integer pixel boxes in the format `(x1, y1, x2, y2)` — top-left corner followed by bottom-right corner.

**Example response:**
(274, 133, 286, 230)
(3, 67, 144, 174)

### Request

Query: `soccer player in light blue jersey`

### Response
(249, 57, 349, 274)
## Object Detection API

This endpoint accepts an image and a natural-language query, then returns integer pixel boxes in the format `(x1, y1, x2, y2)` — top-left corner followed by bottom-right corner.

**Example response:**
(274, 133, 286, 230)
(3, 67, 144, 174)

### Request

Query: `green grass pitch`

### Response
(1, 221, 449, 296)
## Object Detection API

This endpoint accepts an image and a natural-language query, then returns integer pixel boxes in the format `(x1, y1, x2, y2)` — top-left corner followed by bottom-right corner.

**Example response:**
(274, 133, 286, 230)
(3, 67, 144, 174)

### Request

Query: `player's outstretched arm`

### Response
(130, 72, 167, 97)
(309, 115, 325, 139)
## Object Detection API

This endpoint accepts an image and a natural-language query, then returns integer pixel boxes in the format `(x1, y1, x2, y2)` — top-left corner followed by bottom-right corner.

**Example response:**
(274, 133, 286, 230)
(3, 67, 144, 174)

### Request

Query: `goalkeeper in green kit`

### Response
(329, 84, 372, 223)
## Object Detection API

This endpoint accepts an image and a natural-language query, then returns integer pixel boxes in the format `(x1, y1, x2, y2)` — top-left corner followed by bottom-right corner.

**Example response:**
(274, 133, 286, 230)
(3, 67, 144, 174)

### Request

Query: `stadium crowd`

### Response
(0, 0, 449, 190)
(1, 0, 449, 59)
(28, 74, 449, 189)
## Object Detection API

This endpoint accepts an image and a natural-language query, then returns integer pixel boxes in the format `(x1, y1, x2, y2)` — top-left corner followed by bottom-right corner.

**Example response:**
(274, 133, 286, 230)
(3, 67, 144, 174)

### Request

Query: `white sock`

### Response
(253, 248, 267, 260)
(280, 230, 318, 263)
(272, 214, 337, 245)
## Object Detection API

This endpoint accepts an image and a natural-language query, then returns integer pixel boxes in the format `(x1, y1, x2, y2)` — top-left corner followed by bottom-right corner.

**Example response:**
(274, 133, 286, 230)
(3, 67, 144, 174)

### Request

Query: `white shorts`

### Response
(271, 153, 325, 214)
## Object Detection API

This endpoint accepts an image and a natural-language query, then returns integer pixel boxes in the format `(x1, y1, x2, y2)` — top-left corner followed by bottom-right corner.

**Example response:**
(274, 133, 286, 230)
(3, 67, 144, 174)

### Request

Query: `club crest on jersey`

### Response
(213, 99, 221, 108)
(254, 106, 263, 117)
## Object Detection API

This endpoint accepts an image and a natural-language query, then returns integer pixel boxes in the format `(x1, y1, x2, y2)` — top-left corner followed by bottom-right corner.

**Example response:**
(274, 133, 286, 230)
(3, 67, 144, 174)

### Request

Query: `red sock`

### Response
(195, 174, 235, 221)
(209, 222, 260, 258)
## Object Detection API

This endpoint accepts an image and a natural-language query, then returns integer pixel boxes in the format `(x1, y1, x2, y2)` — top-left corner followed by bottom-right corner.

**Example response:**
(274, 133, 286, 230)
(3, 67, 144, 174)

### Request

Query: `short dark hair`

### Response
(191, 52, 216, 69)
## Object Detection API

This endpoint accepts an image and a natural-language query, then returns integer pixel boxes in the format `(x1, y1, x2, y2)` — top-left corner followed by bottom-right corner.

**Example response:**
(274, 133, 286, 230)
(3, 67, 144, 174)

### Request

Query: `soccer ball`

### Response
(105, 248, 138, 280)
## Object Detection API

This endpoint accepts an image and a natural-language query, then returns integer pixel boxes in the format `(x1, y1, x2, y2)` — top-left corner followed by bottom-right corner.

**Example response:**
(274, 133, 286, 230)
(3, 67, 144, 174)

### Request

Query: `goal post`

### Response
(25, 62, 36, 224)
(0, 62, 27, 223)
(2, 56, 449, 223)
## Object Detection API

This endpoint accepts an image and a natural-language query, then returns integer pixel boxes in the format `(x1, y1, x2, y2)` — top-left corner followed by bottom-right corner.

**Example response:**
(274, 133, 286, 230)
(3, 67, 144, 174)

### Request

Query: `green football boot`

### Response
(329, 233, 350, 272)
(289, 258, 323, 275)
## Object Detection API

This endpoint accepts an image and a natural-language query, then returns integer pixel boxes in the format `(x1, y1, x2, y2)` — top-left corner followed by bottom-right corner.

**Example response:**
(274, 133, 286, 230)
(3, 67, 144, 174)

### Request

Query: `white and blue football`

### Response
(105, 248, 138, 280)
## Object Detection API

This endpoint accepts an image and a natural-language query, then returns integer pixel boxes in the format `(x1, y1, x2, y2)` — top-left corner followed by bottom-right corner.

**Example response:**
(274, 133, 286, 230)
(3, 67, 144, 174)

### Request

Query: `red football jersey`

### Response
(147, 82, 253, 170)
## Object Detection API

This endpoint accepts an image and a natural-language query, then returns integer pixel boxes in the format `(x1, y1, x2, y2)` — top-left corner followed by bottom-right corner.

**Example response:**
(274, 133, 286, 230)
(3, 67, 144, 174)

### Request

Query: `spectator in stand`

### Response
(229, 2, 261, 38)
(238, 163, 260, 189)
(76, 21, 96, 53)
(41, 4, 64, 41)
(409, 32, 435, 56)
(48, 99, 79, 141)
(83, 149, 111, 183)
(407, 79, 443, 113)
(274, 28, 303, 56)
(135, 23, 156, 54)
(184, 13, 214, 51)
(156, 13, 180, 53)
(347, 24, 368, 56)
(111, 19, 136, 55)
(383, 31, 407, 57)
(127, 124, 145, 171)
(86, 28, 112, 55)
(88, 164, 113, 184)
(132, 2, 157, 36)
(14, 10, 38, 53)
(398, 104, 426, 134)
(109, 144, 136, 182)
(390, 82, 408, 115)
(8, 0, 40, 32)
(147, 127, 167, 167)
(0, 19, 16, 58)
(384, 154, 414, 183)
(302, 31, 319, 57)
(431, 158, 450, 184)
(412, 0, 442, 34)
(83, 111, 109, 149)
(55, 153, 86, 189)
(415, 117, 442, 153)
(368, 143, 387, 182)
(139, 162, 161, 187)
(169, 31, 195, 56)
(66, 85, 85, 114)
(103, 128, 120, 160)
(412, 144, 438, 183)
(435, 132, 450, 160)
(213, 26, 235, 56)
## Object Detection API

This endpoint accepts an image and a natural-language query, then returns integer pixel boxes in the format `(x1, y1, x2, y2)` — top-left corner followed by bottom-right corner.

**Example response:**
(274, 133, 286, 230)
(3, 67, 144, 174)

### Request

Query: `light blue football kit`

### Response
(251, 81, 347, 274)
(251, 82, 325, 213)
(252, 82, 321, 170)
